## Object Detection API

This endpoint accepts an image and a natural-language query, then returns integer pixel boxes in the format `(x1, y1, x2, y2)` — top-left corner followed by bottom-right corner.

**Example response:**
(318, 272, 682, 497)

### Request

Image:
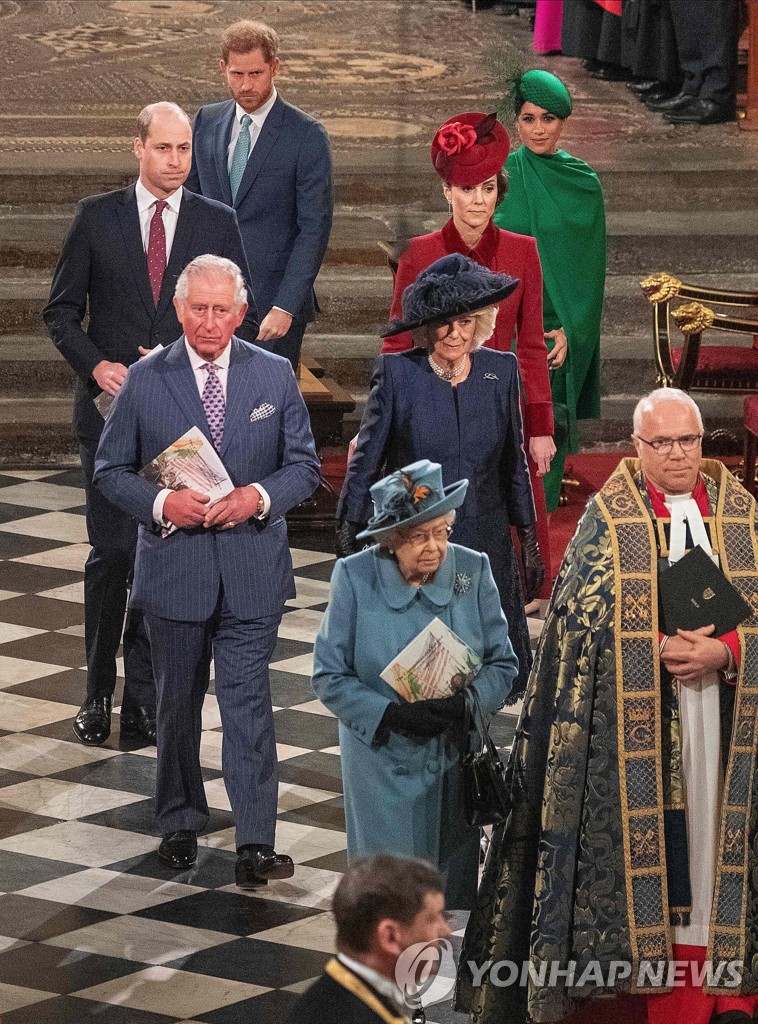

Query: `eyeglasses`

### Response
(634, 433, 703, 455)
(404, 525, 453, 548)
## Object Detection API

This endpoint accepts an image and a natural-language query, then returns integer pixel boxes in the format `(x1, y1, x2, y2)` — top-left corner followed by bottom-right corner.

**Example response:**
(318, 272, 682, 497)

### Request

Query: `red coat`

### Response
(382, 218, 554, 438)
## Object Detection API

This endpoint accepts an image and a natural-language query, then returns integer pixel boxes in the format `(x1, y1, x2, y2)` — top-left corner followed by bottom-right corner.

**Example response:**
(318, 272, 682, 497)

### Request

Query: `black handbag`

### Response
(460, 688, 511, 827)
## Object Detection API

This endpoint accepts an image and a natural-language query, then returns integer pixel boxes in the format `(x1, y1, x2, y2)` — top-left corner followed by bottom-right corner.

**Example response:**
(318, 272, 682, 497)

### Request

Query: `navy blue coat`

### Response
(43, 184, 259, 441)
(338, 347, 536, 696)
(93, 336, 320, 622)
(186, 95, 333, 325)
(313, 544, 518, 909)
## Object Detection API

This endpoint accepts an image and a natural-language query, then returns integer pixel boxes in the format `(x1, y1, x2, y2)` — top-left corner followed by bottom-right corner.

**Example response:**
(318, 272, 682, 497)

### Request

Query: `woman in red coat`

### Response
(382, 112, 556, 594)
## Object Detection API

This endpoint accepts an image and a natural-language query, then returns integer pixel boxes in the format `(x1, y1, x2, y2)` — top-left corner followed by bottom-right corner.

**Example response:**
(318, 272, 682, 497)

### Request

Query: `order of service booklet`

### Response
(659, 543, 753, 636)
(380, 617, 482, 702)
(139, 426, 234, 535)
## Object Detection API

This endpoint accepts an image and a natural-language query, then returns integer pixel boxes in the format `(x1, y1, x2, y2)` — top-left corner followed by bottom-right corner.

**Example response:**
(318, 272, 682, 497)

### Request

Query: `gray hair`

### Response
(377, 509, 457, 551)
(413, 305, 498, 352)
(632, 388, 704, 435)
(174, 255, 248, 308)
(136, 101, 191, 143)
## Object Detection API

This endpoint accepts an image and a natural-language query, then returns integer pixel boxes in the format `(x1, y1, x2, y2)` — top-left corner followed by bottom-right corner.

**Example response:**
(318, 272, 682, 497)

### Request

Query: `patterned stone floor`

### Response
(0, 468, 542, 1023)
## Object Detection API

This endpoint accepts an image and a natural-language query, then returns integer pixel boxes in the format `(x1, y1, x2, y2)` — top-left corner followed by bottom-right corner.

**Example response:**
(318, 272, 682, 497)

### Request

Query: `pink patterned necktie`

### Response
(147, 199, 168, 305)
(201, 362, 225, 448)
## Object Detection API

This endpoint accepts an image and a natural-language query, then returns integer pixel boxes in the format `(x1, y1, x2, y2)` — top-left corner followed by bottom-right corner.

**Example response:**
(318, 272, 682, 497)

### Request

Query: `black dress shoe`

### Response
(646, 90, 696, 112)
(158, 830, 197, 869)
(642, 84, 681, 104)
(588, 63, 629, 82)
(235, 844, 295, 889)
(711, 1012, 754, 1024)
(73, 696, 112, 745)
(627, 78, 659, 95)
(119, 705, 156, 748)
(664, 98, 736, 125)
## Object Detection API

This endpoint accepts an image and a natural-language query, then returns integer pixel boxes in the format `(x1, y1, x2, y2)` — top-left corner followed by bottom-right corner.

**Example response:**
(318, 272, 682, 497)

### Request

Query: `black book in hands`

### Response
(659, 544, 753, 637)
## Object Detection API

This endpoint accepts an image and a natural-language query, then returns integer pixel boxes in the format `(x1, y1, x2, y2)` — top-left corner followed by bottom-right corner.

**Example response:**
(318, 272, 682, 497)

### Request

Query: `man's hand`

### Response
(163, 489, 210, 529)
(660, 624, 729, 682)
(529, 435, 556, 476)
(257, 309, 293, 343)
(92, 360, 128, 397)
(138, 346, 152, 358)
(546, 327, 568, 369)
(203, 486, 261, 530)
(347, 433, 359, 465)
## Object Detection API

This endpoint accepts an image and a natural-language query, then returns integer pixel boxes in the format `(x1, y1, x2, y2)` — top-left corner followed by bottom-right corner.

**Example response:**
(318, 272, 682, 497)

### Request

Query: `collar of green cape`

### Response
(590, 456, 758, 990)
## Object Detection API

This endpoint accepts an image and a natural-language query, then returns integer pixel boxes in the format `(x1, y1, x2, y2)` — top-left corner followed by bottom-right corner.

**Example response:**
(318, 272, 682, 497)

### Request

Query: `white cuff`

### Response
(153, 488, 173, 526)
(272, 305, 293, 318)
(250, 483, 271, 519)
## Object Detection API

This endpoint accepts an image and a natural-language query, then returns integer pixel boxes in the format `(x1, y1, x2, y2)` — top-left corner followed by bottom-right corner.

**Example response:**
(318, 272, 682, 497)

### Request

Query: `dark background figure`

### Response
(622, 0, 682, 104)
(646, 0, 740, 123)
(43, 102, 258, 750)
(94, 255, 320, 885)
(561, 0, 625, 80)
(186, 19, 334, 368)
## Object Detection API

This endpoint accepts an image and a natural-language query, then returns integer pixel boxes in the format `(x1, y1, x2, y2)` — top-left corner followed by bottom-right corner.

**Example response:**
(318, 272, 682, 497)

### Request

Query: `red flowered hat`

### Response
(430, 111, 510, 187)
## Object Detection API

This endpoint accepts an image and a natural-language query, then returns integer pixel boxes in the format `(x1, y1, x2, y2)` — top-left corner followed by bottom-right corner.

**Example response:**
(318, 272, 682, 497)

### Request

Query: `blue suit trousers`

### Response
(145, 590, 281, 847)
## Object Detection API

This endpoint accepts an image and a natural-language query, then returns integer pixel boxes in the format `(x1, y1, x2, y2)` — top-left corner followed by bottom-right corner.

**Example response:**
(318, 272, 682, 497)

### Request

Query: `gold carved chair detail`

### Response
(640, 272, 758, 393)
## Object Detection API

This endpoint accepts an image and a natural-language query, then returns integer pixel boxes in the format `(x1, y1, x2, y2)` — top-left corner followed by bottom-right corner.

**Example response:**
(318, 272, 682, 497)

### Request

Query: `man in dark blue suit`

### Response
(94, 254, 320, 883)
(185, 19, 333, 367)
(44, 102, 258, 750)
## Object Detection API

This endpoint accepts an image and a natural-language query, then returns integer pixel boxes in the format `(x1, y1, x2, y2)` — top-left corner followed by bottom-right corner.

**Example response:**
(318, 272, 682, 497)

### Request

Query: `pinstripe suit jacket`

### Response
(93, 336, 320, 621)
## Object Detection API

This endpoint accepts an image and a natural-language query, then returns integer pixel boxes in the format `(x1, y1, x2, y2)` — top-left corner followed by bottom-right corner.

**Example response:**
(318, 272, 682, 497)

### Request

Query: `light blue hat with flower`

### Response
(356, 460, 468, 541)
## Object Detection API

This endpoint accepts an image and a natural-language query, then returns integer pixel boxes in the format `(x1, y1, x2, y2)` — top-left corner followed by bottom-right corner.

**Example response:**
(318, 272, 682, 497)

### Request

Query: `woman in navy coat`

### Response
(314, 460, 518, 910)
(337, 255, 542, 697)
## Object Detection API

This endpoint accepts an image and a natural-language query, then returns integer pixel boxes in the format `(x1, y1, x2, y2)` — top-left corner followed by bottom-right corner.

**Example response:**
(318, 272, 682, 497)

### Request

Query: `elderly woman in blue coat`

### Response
(336, 253, 542, 700)
(313, 459, 518, 910)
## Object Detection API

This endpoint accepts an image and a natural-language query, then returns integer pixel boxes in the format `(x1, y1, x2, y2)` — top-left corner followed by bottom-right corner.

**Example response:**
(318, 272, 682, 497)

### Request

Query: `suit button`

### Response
(426, 760, 439, 773)
(393, 765, 408, 776)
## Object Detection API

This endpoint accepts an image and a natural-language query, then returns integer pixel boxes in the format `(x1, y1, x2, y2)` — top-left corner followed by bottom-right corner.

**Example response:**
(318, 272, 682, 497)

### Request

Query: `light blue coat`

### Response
(312, 543, 518, 908)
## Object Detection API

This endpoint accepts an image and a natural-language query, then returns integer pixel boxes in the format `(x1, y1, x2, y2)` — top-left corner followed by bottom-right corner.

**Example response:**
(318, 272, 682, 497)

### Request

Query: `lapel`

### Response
(233, 95, 285, 209)
(162, 337, 215, 444)
(441, 216, 499, 268)
(213, 101, 236, 206)
(115, 183, 155, 317)
(218, 337, 255, 459)
(155, 188, 197, 318)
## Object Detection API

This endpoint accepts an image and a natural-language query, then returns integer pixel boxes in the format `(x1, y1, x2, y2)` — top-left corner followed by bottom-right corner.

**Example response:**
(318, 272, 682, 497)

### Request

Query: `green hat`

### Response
(514, 69, 572, 119)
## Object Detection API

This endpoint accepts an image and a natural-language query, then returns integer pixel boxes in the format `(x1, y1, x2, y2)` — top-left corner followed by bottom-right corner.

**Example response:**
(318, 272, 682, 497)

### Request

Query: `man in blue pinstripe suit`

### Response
(94, 254, 320, 884)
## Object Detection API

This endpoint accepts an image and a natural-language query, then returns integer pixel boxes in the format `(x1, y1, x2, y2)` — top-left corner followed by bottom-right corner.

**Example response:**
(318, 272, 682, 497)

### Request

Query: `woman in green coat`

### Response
(495, 69, 606, 512)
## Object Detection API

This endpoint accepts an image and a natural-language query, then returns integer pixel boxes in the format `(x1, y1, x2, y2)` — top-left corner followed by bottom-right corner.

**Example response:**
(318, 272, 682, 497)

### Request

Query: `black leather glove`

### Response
(335, 519, 367, 559)
(380, 699, 450, 739)
(429, 691, 467, 721)
(516, 523, 545, 603)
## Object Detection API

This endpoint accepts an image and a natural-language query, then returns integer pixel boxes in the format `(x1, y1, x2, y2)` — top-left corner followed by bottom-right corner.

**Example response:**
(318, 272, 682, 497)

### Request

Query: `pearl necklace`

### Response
(428, 353, 467, 381)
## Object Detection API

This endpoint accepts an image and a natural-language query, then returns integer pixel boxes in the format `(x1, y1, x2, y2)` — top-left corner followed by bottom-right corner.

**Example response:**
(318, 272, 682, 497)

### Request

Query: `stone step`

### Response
(3, 165, 758, 212)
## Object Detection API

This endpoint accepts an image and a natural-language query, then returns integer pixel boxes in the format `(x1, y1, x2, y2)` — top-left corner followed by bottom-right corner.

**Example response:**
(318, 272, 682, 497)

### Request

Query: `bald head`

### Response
(136, 102, 191, 144)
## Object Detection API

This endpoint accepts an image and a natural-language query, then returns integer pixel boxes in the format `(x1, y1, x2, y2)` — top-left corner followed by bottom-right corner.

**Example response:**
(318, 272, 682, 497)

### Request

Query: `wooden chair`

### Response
(640, 272, 758, 393)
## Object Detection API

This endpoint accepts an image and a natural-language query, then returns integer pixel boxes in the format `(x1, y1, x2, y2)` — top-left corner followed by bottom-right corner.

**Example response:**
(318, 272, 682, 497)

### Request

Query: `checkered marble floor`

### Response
(0, 469, 540, 1024)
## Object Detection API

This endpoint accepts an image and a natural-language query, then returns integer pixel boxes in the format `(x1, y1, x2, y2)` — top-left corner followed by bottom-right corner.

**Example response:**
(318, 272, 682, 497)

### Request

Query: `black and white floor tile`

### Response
(0, 469, 541, 1023)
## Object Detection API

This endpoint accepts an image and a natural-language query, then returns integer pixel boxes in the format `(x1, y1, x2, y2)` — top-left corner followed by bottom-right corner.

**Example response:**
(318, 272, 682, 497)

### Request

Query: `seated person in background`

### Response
(286, 855, 452, 1024)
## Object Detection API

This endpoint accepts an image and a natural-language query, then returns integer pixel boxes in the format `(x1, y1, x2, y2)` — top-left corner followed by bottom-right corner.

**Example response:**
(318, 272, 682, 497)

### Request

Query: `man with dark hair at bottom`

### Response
(287, 856, 452, 1024)
(186, 19, 333, 368)
(43, 101, 258, 749)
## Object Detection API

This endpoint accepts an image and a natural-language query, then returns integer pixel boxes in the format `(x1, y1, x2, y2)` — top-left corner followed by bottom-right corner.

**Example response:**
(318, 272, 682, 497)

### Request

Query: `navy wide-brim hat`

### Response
(381, 253, 519, 339)
(356, 459, 468, 541)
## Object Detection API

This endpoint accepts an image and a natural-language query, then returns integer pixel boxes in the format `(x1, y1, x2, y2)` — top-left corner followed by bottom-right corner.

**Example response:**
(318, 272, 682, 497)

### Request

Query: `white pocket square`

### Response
(250, 403, 276, 422)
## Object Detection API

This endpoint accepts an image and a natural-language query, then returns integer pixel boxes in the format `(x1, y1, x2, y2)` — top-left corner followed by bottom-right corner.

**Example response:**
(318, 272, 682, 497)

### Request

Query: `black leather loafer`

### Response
(73, 696, 112, 745)
(646, 90, 695, 113)
(120, 705, 156, 748)
(235, 844, 295, 889)
(663, 98, 736, 125)
(158, 830, 197, 869)
(627, 78, 659, 95)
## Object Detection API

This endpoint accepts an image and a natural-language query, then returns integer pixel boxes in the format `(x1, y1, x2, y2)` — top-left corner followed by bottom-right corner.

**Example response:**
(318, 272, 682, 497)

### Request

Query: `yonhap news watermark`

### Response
(394, 941, 743, 1003)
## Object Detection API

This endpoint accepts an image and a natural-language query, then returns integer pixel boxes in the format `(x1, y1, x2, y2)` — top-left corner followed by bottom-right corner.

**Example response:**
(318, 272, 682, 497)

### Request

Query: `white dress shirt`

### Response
(152, 339, 271, 526)
(226, 88, 278, 170)
(135, 178, 181, 258)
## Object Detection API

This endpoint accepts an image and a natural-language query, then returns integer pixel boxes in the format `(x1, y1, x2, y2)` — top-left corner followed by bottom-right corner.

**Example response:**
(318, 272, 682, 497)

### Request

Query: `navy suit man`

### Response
(185, 19, 333, 367)
(43, 102, 259, 750)
(94, 254, 320, 883)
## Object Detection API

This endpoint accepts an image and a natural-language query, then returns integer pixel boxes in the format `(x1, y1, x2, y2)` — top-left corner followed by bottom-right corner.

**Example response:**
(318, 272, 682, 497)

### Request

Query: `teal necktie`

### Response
(229, 113, 252, 201)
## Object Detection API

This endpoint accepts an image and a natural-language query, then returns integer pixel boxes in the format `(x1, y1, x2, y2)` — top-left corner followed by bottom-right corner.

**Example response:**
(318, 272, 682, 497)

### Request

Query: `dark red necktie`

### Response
(147, 199, 168, 305)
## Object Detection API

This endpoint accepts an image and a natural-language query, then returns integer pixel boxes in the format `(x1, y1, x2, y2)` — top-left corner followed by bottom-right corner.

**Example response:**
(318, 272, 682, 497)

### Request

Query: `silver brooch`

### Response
(484, 372, 499, 380)
(454, 572, 471, 594)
